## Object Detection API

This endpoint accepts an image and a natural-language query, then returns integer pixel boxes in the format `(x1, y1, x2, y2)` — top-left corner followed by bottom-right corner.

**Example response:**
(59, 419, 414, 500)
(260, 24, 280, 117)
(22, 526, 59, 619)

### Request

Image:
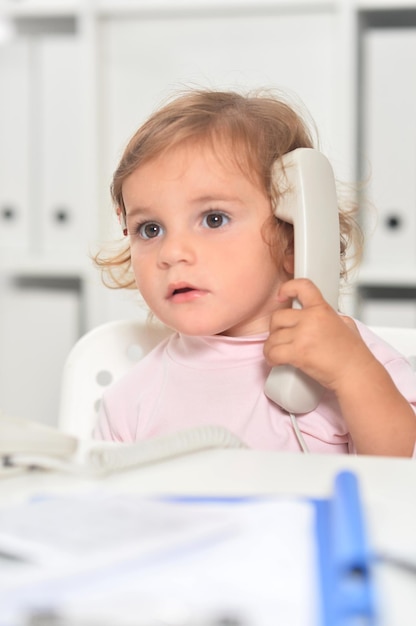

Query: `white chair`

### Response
(58, 320, 416, 440)
(369, 326, 416, 371)
(58, 319, 173, 439)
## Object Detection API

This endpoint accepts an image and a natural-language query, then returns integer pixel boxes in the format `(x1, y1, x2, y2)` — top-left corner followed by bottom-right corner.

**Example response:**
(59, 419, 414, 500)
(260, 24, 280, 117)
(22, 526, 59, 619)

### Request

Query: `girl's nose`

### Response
(157, 232, 196, 267)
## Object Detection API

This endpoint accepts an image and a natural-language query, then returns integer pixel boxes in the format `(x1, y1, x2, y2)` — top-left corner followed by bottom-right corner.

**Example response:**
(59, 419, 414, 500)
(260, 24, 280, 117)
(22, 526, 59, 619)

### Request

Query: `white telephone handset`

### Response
(264, 148, 340, 414)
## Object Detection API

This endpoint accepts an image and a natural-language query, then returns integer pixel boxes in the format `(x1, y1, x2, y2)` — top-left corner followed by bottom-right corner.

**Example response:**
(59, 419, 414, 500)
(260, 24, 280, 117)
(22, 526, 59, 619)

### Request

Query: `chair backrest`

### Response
(58, 319, 173, 439)
(58, 320, 416, 440)
(369, 326, 416, 371)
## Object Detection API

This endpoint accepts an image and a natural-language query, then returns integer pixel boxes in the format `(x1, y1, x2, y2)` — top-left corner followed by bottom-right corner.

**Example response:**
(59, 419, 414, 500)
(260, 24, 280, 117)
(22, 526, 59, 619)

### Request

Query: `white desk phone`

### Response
(0, 148, 340, 471)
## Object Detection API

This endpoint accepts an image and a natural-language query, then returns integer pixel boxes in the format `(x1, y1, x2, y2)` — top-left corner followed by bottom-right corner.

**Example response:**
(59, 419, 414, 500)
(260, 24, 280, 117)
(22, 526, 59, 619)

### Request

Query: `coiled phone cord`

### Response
(87, 425, 247, 472)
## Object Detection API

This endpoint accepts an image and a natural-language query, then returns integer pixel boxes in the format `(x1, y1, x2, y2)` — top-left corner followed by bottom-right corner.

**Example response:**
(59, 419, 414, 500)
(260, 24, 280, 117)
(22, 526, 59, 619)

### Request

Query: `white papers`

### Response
(0, 494, 320, 626)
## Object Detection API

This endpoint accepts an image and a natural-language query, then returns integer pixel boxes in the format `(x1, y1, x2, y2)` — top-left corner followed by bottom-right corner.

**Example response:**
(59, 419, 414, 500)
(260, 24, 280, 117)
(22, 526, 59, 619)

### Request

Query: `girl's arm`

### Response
(264, 278, 416, 457)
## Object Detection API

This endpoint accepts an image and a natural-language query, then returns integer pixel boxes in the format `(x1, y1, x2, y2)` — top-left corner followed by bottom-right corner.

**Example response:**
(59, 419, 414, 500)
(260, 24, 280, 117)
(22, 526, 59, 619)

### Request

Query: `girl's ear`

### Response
(281, 227, 295, 276)
(117, 207, 128, 236)
(274, 218, 294, 277)
(283, 249, 295, 277)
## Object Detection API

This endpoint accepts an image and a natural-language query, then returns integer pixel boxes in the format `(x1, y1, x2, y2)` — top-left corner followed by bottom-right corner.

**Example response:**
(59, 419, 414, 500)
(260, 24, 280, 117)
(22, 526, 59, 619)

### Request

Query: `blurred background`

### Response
(1, 0, 415, 426)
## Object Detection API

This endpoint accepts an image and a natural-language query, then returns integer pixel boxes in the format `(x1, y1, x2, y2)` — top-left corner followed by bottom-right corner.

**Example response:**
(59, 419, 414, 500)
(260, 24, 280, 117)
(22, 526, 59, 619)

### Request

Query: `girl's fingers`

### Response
(278, 278, 327, 309)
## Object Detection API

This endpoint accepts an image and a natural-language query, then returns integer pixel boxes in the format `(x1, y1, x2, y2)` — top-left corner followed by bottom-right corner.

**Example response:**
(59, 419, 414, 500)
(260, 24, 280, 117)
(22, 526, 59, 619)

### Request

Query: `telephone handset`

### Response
(264, 148, 340, 414)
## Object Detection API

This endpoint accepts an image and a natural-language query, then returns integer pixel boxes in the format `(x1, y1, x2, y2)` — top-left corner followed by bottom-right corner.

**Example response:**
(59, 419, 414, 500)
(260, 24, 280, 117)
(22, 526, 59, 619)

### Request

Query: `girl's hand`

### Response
(265, 278, 416, 456)
(263, 278, 376, 394)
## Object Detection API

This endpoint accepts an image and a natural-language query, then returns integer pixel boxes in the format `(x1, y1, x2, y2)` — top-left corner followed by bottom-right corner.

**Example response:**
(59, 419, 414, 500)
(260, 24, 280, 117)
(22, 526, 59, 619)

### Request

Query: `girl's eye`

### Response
(137, 222, 163, 239)
(203, 212, 230, 229)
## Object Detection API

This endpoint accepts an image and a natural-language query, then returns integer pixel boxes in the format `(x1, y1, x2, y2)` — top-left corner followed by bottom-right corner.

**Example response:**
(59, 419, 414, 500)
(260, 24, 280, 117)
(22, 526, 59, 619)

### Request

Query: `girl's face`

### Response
(122, 141, 290, 336)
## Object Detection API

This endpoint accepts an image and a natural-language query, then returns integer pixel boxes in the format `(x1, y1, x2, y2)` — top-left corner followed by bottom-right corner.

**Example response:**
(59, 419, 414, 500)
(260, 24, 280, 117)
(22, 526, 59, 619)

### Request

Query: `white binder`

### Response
(0, 40, 31, 254)
(38, 35, 85, 255)
(362, 28, 416, 273)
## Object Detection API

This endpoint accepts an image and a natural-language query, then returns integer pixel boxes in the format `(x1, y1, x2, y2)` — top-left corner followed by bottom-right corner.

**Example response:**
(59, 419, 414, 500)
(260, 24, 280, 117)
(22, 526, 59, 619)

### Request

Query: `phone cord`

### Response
(88, 425, 247, 472)
(289, 413, 310, 453)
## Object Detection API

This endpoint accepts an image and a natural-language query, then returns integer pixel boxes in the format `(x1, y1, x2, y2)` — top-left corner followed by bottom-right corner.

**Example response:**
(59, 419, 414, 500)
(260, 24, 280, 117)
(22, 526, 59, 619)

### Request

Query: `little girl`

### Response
(94, 88, 416, 456)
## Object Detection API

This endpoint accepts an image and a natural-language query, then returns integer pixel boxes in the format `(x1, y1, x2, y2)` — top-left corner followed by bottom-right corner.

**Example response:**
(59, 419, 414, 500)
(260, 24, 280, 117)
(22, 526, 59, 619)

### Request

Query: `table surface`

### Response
(1, 449, 415, 625)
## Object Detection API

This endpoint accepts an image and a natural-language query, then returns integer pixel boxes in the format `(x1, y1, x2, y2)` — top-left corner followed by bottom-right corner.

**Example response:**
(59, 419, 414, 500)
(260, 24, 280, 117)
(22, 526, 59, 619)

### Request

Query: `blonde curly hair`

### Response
(94, 88, 361, 289)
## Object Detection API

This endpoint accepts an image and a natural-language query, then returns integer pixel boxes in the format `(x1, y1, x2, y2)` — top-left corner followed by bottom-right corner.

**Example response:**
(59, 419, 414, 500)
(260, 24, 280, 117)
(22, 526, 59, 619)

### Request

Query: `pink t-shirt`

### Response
(94, 320, 416, 454)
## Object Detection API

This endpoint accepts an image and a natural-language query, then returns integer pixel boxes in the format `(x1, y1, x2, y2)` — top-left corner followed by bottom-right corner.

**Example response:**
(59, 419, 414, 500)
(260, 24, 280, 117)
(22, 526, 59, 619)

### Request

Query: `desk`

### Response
(1, 450, 415, 625)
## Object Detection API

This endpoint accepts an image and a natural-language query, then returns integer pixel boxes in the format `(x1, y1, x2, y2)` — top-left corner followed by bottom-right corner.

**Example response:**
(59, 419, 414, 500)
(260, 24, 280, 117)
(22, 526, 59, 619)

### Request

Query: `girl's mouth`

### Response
(167, 282, 196, 297)
(167, 283, 207, 302)
(173, 287, 194, 295)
